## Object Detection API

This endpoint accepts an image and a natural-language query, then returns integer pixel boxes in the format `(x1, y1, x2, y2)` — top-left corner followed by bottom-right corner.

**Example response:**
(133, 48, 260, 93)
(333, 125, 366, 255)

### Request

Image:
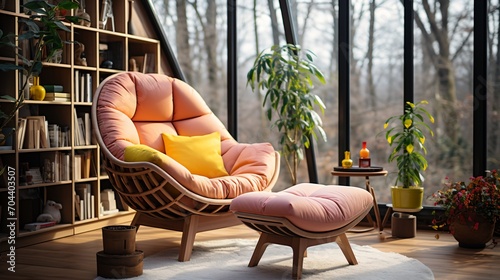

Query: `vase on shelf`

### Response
(341, 151, 353, 168)
(29, 76, 46, 101)
(128, 0, 135, 35)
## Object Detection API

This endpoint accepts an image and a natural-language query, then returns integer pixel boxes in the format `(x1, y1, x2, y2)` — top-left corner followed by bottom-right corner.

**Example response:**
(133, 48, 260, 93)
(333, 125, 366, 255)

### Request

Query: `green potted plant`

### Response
(383, 100, 435, 211)
(0, 0, 81, 147)
(247, 44, 327, 185)
(431, 170, 500, 248)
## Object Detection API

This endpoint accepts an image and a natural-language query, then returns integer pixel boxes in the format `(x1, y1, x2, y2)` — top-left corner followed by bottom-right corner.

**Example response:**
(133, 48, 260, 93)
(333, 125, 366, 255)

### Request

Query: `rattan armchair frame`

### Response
(91, 75, 280, 261)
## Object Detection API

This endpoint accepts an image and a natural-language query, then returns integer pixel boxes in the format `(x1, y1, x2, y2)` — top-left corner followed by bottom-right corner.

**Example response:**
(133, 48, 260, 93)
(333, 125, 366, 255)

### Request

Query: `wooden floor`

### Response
(1, 224, 499, 279)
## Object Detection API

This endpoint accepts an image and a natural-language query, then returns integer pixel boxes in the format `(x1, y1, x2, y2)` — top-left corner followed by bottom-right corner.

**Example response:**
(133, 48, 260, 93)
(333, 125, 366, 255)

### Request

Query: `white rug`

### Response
(96, 239, 434, 280)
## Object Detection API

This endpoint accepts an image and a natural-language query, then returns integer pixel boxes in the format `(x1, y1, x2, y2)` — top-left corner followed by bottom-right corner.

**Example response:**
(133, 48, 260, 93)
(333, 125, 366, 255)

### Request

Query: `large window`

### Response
(412, 1, 474, 204)
(151, 0, 487, 206)
(488, 1, 500, 172)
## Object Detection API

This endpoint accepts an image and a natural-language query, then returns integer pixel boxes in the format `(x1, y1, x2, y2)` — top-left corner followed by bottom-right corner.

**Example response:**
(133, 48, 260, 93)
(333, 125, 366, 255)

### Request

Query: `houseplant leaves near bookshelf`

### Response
(431, 170, 500, 248)
(383, 100, 435, 212)
(0, 0, 81, 148)
(247, 44, 327, 185)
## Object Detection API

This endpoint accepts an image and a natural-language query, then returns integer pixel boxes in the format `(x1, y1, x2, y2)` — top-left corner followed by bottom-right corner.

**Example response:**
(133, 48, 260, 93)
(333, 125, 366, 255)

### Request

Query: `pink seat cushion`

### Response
(230, 183, 373, 232)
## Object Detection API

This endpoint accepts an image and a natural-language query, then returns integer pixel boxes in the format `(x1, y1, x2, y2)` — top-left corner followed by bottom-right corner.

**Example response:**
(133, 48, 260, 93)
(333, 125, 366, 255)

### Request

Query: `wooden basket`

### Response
(102, 225, 137, 255)
(96, 250, 144, 279)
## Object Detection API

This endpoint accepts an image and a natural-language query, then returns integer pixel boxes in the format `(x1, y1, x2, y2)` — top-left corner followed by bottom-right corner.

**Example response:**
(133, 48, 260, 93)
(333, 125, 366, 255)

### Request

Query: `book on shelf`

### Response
(74, 150, 92, 179)
(100, 189, 119, 216)
(91, 194, 95, 219)
(74, 194, 82, 220)
(44, 92, 71, 101)
(80, 73, 85, 102)
(73, 109, 82, 146)
(75, 183, 94, 220)
(77, 118, 85, 145)
(74, 153, 82, 180)
(47, 124, 59, 147)
(84, 112, 91, 145)
(75, 72, 92, 103)
(24, 221, 56, 231)
(101, 208, 119, 215)
(41, 152, 60, 182)
(83, 73, 92, 102)
(59, 152, 70, 181)
(17, 117, 27, 149)
(74, 109, 91, 146)
(74, 70, 80, 102)
(42, 85, 63, 92)
(59, 126, 70, 147)
(82, 150, 91, 178)
(33, 116, 49, 148)
(24, 118, 35, 149)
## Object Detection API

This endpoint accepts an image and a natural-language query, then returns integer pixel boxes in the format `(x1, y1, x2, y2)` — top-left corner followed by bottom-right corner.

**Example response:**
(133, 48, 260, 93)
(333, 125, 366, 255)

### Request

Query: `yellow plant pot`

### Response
(391, 186, 424, 212)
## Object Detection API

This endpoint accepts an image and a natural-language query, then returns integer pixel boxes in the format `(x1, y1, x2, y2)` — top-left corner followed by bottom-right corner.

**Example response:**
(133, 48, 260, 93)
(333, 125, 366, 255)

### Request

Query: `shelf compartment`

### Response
(74, 28, 98, 68)
(99, 0, 126, 34)
(99, 33, 125, 70)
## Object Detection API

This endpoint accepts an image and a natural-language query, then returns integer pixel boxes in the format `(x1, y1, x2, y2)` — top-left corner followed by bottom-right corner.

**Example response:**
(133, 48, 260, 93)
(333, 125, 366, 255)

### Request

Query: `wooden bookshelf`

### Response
(0, 0, 159, 247)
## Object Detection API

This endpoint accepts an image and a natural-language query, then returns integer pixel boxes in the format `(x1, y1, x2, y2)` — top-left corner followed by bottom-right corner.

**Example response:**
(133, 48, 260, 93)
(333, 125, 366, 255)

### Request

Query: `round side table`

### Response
(331, 167, 388, 232)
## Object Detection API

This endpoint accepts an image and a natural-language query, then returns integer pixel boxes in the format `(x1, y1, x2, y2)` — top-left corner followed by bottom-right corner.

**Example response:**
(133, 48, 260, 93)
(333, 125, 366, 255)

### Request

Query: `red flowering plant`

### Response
(431, 170, 500, 237)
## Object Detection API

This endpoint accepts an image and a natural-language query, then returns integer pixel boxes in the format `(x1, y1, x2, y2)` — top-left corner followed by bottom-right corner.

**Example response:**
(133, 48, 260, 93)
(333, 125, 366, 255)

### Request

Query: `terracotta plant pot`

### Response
(391, 186, 424, 212)
(451, 218, 495, 249)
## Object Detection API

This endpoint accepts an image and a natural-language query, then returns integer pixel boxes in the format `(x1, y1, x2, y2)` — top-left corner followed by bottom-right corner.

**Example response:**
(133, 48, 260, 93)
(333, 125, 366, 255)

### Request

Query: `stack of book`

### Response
(75, 183, 95, 221)
(40, 151, 71, 183)
(24, 221, 56, 231)
(17, 116, 49, 149)
(43, 85, 70, 102)
(17, 116, 71, 149)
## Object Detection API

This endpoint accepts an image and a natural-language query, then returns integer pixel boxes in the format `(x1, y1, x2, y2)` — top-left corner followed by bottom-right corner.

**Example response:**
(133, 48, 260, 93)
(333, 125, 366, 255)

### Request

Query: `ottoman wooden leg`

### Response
(249, 233, 272, 267)
(291, 237, 308, 279)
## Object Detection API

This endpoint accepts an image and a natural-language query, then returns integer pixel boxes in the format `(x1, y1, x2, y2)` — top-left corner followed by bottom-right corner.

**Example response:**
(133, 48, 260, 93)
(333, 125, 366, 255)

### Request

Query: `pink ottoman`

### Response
(230, 183, 373, 279)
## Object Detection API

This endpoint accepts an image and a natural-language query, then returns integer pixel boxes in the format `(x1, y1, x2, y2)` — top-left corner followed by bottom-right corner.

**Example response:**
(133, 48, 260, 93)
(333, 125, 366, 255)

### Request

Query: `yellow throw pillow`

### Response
(161, 131, 229, 178)
(123, 144, 167, 165)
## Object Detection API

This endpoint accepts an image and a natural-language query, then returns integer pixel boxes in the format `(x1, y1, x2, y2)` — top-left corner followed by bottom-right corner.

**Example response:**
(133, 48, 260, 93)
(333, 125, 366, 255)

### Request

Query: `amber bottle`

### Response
(359, 141, 371, 167)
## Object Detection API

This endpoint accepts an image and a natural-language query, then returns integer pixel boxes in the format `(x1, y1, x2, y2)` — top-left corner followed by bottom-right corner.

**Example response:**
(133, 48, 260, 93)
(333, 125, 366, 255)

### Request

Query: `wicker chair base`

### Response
(132, 212, 241, 261)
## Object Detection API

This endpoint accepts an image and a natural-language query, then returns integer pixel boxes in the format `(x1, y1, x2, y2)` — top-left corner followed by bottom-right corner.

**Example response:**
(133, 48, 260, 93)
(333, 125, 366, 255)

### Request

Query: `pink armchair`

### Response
(92, 72, 280, 261)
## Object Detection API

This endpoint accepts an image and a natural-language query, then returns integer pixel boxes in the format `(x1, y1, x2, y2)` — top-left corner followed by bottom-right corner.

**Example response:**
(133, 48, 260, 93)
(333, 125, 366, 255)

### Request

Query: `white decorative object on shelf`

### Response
(101, 0, 115, 31)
